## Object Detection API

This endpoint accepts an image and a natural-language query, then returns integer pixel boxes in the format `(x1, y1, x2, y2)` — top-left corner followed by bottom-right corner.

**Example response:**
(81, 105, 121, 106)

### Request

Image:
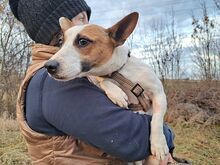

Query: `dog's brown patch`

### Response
(73, 25, 114, 67)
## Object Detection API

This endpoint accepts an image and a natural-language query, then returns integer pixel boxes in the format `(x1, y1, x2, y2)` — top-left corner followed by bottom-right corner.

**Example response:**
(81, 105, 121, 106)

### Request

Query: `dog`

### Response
(44, 12, 169, 164)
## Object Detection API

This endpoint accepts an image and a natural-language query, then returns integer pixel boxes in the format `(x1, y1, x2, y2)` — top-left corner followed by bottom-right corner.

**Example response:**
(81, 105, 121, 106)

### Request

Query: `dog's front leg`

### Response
(150, 91, 169, 161)
(95, 77, 128, 108)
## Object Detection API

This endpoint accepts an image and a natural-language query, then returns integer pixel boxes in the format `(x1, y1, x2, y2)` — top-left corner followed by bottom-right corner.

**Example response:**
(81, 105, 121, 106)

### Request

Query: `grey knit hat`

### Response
(9, 0, 91, 44)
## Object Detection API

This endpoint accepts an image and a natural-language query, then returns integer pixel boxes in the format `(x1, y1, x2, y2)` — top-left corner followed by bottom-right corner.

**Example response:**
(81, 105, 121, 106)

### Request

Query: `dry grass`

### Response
(165, 80, 220, 165)
(0, 112, 19, 131)
(0, 113, 31, 165)
(171, 123, 220, 165)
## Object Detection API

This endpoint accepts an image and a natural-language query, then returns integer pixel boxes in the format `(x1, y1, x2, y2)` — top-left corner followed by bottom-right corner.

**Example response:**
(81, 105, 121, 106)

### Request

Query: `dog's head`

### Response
(44, 12, 139, 81)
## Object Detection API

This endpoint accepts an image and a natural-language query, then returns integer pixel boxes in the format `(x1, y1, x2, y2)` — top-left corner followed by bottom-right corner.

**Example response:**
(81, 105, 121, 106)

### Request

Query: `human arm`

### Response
(26, 69, 174, 161)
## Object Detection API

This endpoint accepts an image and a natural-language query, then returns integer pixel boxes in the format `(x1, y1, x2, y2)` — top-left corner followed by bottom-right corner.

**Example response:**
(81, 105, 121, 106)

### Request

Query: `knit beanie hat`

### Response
(9, 0, 91, 44)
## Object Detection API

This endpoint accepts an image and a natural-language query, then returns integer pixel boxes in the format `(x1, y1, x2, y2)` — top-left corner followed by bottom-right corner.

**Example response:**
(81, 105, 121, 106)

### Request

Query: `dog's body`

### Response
(44, 12, 169, 164)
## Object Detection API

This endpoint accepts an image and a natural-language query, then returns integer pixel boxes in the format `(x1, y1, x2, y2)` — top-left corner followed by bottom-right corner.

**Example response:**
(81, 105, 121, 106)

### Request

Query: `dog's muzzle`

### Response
(44, 60, 60, 75)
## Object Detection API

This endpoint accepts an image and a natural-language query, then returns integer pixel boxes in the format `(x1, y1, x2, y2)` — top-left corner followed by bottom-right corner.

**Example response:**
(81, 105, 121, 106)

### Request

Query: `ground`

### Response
(171, 124, 220, 165)
(0, 80, 219, 165)
(0, 117, 30, 165)
(1, 123, 219, 165)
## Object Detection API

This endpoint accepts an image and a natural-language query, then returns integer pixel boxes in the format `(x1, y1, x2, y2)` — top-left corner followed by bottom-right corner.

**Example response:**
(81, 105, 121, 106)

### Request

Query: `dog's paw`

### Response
(100, 80, 128, 108)
(150, 133, 169, 161)
(105, 86, 128, 108)
(107, 90, 128, 108)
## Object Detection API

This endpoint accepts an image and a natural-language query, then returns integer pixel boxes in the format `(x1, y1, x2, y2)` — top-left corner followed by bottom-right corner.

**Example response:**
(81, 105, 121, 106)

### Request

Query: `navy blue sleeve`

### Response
(36, 69, 174, 161)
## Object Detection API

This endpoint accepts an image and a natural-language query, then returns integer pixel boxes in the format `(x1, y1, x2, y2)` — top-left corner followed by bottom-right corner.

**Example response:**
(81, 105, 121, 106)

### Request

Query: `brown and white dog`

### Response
(44, 12, 169, 164)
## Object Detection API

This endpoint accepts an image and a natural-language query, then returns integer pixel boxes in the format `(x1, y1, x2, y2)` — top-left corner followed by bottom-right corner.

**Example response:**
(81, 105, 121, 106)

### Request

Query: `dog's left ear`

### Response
(59, 17, 72, 32)
(107, 12, 139, 47)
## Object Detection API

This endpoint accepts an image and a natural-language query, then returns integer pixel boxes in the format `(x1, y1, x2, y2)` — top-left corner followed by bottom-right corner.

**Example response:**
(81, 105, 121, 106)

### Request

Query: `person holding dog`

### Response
(9, 0, 190, 164)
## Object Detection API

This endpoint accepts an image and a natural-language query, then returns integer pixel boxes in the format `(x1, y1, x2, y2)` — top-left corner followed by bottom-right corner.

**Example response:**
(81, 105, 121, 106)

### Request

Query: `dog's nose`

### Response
(44, 60, 59, 74)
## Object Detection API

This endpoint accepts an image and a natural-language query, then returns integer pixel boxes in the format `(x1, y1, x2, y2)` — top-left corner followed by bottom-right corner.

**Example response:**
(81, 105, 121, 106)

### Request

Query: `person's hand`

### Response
(145, 153, 175, 165)
(159, 153, 175, 165)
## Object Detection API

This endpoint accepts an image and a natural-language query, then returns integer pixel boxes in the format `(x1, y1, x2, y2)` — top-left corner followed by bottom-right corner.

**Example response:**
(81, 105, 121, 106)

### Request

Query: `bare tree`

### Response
(191, 3, 219, 80)
(0, 0, 32, 116)
(214, 0, 220, 10)
(142, 11, 183, 83)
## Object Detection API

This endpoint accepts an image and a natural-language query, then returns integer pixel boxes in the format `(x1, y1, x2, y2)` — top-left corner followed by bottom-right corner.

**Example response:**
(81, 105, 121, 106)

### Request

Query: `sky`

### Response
(87, 0, 219, 78)
(87, 0, 217, 32)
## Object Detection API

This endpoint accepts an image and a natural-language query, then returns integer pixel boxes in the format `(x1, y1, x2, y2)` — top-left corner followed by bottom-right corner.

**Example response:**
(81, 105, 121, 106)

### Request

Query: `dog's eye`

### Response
(78, 38, 90, 47)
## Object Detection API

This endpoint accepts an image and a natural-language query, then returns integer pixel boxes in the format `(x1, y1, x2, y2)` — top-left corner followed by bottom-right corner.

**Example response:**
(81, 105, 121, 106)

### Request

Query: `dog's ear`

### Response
(59, 17, 72, 32)
(107, 12, 139, 47)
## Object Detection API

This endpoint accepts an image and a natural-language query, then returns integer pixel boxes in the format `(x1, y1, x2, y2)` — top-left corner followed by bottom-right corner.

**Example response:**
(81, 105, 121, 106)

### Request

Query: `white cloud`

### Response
(87, 0, 216, 34)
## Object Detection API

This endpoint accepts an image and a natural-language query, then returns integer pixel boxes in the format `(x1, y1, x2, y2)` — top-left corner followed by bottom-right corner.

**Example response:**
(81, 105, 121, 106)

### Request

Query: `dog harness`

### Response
(110, 72, 151, 112)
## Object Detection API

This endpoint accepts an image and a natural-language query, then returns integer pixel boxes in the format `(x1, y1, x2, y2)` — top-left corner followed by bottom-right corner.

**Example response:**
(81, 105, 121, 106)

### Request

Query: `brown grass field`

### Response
(0, 80, 219, 165)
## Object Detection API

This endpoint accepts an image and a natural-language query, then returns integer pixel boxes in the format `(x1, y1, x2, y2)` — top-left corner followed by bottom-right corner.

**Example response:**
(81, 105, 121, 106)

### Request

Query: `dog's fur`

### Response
(45, 12, 169, 164)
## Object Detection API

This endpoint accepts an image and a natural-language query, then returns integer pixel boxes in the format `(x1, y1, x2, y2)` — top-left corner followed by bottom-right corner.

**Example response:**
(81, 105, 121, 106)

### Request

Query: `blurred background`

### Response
(0, 0, 220, 164)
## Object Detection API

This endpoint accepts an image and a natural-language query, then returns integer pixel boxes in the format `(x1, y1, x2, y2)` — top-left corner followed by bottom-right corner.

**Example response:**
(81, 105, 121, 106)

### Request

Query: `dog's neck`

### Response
(85, 45, 130, 76)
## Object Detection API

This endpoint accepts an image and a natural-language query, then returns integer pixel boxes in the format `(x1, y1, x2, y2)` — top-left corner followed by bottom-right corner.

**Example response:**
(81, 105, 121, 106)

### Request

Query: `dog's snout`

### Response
(44, 60, 60, 75)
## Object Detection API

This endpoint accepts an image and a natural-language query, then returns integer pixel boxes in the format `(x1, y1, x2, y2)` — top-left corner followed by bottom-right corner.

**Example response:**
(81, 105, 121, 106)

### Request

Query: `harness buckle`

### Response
(131, 83, 144, 97)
